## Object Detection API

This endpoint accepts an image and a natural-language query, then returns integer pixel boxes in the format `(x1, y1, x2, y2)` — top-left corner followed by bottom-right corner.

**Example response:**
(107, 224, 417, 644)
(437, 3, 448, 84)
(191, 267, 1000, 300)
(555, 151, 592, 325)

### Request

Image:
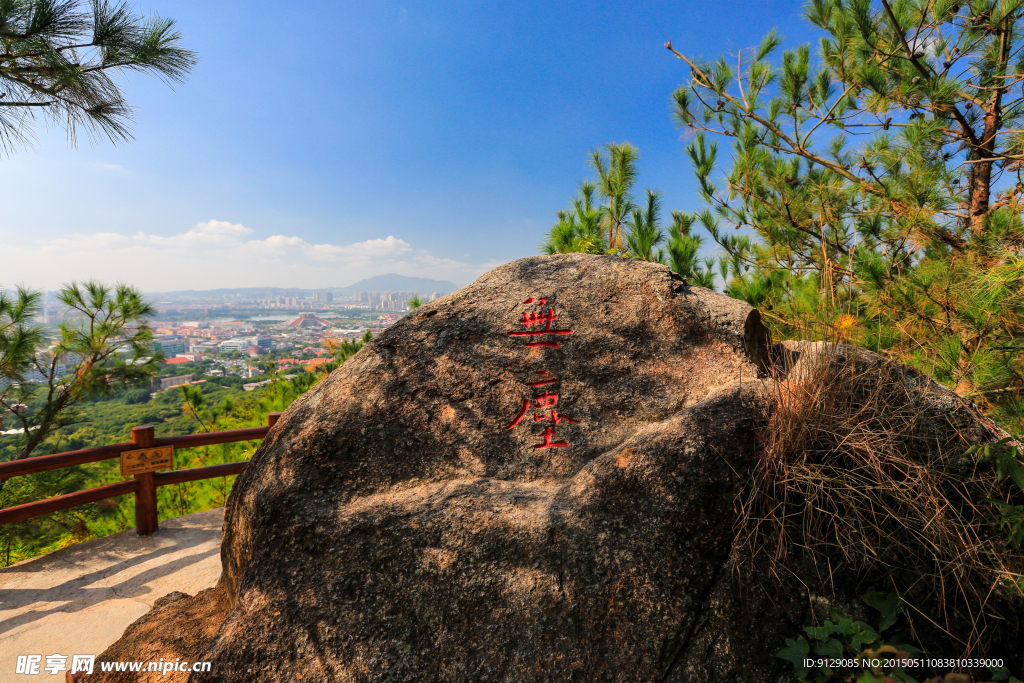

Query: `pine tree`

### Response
(541, 181, 608, 255)
(0, 0, 197, 152)
(539, 148, 719, 287)
(590, 142, 640, 251)
(668, 0, 1024, 431)
(0, 282, 162, 468)
(659, 212, 718, 288)
(626, 189, 666, 261)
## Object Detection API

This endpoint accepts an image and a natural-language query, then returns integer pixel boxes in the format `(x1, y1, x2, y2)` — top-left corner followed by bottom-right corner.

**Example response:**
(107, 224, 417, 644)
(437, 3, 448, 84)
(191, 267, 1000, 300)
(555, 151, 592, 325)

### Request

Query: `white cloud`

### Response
(195, 219, 253, 236)
(0, 220, 494, 291)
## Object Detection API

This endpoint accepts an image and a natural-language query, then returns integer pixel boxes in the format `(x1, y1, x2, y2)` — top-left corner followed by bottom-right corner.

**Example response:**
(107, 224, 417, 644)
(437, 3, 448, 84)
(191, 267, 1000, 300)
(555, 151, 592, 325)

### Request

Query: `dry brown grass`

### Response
(738, 341, 1024, 655)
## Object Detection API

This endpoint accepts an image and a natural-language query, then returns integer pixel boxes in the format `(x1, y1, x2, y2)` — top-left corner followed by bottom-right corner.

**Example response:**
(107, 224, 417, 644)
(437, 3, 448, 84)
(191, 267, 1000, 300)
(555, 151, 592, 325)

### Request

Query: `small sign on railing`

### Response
(119, 446, 174, 477)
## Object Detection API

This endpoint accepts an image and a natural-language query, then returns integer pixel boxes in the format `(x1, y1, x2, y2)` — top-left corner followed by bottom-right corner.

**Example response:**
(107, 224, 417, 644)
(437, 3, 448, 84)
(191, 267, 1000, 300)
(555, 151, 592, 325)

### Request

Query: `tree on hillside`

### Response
(541, 181, 608, 255)
(540, 146, 719, 287)
(0, 281, 162, 470)
(626, 188, 666, 261)
(591, 142, 640, 251)
(660, 211, 719, 288)
(0, 0, 198, 153)
(0, 288, 42, 386)
(668, 0, 1024, 431)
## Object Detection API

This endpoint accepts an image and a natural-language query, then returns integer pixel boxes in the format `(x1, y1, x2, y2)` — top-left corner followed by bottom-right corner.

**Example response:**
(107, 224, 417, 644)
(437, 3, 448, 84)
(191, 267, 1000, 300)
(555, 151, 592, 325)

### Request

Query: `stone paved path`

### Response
(0, 508, 224, 683)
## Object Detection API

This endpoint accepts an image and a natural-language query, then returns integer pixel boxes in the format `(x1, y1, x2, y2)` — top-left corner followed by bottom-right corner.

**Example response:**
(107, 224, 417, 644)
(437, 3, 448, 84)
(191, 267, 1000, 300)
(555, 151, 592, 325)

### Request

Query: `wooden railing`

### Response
(0, 413, 281, 536)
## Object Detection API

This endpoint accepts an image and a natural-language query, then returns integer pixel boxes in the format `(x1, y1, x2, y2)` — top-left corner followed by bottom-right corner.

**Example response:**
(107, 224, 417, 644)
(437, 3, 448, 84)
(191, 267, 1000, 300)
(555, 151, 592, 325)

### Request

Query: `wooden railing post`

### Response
(131, 425, 158, 536)
(268, 412, 281, 427)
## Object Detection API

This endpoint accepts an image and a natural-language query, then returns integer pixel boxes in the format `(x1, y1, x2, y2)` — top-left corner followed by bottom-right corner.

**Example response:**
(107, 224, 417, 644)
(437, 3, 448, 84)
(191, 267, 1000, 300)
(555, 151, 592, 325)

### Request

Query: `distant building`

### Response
(153, 335, 186, 356)
(155, 374, 194, 390)
(219, 335, 272, 353)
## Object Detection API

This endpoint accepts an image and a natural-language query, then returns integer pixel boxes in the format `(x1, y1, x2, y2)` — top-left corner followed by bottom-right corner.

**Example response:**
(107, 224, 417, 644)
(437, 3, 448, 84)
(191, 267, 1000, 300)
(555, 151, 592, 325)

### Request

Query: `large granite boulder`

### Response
(210, 254, 780, 682)
(95, 254, 1021, 681)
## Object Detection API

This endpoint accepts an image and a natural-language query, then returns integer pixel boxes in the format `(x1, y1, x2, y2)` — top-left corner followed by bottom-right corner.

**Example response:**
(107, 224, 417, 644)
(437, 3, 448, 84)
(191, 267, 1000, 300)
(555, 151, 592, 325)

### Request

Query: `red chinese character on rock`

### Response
(507, 398, 530, 430)
(534, 410, 580, 425)
(530, 389, 579, 425)
(533, 390, 559, 409)
(509, 309, 573, 337)
(520, 308, 557, 330)
(528, 389, 577, 421)
(533, 427, 569, 449)
(506, 374, 580, 437)
(527, 370, 558, 388)
(505, 305, 582, 450)
(508, 296, 573, 348)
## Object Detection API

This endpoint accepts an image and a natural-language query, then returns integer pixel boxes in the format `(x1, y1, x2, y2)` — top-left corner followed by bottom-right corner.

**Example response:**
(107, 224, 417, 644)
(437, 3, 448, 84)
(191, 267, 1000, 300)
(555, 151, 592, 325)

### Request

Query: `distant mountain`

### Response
(339, 274, 460, 296)
(145, 274, 462, 301)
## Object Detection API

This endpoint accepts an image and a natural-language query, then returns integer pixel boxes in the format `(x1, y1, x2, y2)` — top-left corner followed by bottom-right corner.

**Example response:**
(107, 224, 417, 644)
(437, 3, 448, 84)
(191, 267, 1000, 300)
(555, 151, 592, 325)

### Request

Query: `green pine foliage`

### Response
(0, 0, 197, 152)
(667, 0, 1024, 433)
(0, 288, 42, 385)
(541, 181, 609, 255)
(539, 145, 718, 287)
(1, 282, 164, 464)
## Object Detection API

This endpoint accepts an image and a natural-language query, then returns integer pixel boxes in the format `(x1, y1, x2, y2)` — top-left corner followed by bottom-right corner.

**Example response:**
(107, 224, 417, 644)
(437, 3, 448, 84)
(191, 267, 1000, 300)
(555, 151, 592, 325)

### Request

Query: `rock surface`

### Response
(98, 254, 1019, 681)
(211, 254, 781, 682)
(90, 586, 229, 683)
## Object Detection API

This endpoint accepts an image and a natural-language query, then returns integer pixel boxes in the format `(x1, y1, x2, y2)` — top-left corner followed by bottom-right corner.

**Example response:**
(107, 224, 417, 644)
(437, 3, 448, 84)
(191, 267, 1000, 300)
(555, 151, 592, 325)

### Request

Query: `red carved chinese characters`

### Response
(507, 297, 573, 348)
(506, 297, 582, 449)
(533, 427, 569, 449)
(507, 399, 530, 429)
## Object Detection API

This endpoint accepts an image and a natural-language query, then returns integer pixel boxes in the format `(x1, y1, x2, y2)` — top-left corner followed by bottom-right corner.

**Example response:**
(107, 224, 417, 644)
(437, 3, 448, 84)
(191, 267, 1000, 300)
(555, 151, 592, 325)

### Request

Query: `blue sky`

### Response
(0, 0, 817, 292)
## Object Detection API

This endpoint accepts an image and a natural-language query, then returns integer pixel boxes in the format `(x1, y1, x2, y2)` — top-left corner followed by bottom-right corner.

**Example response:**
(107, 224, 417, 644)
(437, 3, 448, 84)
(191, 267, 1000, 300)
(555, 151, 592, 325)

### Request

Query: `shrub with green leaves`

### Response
(778, 588, 1022, 683)
(968, 436, 1024, 559)
(778, 588, 917, 682)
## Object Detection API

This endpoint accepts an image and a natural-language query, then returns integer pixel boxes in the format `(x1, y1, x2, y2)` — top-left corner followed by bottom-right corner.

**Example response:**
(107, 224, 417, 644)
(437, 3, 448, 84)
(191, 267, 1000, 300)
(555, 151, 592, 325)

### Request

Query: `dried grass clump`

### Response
(739, 341, 1024, 653)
